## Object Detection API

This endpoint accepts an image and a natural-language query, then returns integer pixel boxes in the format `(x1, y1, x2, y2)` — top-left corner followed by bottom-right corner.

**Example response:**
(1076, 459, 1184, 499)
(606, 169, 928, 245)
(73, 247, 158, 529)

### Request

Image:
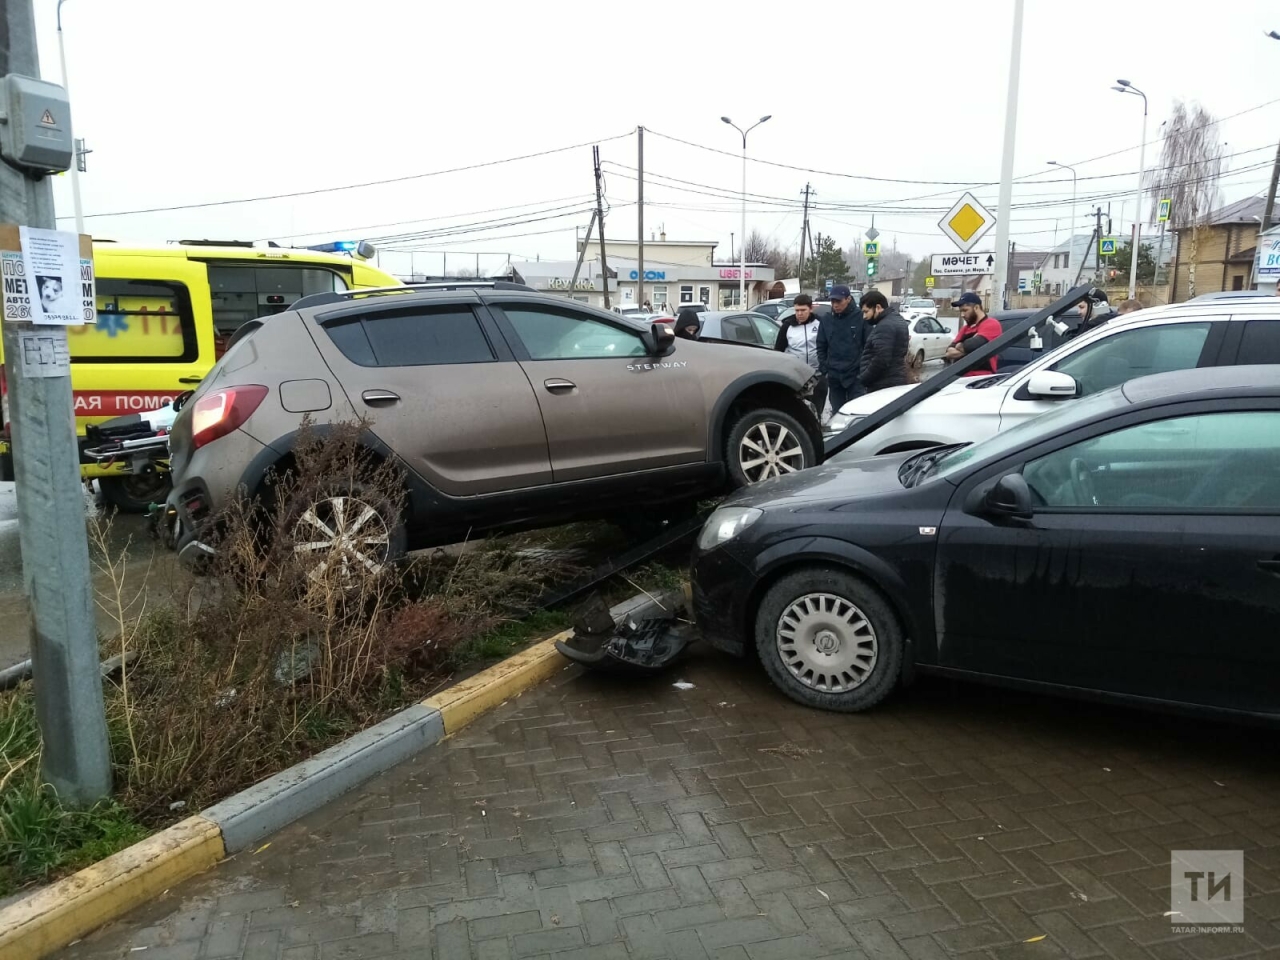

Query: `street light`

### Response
(1048, 160, 1078, 276)
(1112, 79, 1148, 299)
(1267, 30, 1280, 40)
(721, 115, 771, 308)
(56, 0, 85, 235)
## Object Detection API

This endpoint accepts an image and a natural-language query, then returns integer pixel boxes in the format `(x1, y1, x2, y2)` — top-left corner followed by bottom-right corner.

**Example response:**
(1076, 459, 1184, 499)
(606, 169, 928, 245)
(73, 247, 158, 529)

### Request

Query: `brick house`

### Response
(1170, 195, 1267, 300)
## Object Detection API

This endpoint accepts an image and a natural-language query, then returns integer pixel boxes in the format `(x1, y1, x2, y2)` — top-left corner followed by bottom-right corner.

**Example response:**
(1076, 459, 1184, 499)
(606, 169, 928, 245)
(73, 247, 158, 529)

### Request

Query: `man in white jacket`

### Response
(774, 294, 826, 417)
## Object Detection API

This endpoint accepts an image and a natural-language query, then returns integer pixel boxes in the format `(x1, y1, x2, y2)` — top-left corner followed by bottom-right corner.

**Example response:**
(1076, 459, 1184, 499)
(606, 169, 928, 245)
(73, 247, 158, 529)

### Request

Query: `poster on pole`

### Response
(18, 225, 88, 325)
(17, 328, 71, 378)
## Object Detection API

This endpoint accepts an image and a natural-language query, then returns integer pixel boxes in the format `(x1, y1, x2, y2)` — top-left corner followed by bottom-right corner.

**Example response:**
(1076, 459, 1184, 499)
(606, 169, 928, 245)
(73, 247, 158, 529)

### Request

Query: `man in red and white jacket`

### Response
(945, 292, 1003, 376)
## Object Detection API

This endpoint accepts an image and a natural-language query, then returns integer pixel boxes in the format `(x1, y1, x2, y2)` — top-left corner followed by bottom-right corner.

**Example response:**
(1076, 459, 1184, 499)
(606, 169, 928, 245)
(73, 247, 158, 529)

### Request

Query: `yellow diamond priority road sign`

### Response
(938, 191, 996, 254)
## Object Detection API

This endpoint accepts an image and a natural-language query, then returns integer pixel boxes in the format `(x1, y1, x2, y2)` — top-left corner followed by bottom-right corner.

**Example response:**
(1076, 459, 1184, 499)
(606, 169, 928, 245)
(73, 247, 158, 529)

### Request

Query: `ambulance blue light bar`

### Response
(305, 240, 376, 260)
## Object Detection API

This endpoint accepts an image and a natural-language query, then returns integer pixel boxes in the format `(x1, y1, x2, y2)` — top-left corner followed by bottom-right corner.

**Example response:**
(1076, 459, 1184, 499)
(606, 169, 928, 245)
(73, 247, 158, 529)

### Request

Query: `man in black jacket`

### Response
(858, 290, 911, 392)
(816, 285, 865, 417)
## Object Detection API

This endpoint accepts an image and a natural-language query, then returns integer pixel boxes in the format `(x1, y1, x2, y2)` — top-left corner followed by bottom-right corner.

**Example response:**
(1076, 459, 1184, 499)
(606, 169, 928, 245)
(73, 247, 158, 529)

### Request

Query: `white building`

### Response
(576, 238, 776, 310)
(1034, 235, 1099, 296)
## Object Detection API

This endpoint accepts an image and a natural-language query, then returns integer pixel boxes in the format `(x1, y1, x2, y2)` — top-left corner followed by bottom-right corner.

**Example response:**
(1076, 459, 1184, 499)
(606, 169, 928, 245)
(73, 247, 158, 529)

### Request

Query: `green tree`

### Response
(1111, 241, 1156, 284)
(808, 235, 850, 290)
(910, 258, 932, 293)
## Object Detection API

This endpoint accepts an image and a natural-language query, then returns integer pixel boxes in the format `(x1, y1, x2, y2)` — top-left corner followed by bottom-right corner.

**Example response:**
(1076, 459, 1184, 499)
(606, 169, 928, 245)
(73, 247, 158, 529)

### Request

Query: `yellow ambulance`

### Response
(0, 240, 401, 510)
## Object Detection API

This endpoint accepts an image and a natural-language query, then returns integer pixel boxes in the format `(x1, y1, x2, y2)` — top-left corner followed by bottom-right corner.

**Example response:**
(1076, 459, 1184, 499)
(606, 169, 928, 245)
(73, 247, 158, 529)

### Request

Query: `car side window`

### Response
(324, 306, 496, 367)
(914, 319, 930, 333)
(722, 314, 761, 344)
(749, 314, 778, 343)
(930, 319, 947, 334)
(1239, 319, 1280, 364)
(1023, 411, 1280, 512)
(1049, 322, 1212, 396)
(501, 305, 646, 360)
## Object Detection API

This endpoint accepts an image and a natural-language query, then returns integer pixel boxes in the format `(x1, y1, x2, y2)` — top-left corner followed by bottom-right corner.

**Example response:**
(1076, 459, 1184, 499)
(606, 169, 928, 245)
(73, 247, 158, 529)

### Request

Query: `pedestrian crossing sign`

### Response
(925, 276, 934, 288)
(1158, 198, 1171, 222)
(1099, 237, 1117, 257)
(864, 241, 879, 257)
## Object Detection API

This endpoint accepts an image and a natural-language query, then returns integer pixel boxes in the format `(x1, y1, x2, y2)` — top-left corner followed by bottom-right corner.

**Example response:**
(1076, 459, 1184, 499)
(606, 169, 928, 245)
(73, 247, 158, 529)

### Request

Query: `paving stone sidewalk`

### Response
(61, 647, 1280, 960)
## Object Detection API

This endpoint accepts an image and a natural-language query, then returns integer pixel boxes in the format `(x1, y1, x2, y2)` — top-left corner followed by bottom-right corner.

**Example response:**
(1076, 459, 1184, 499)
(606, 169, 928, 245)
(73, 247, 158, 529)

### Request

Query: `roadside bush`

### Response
(88, 421, 586, 819)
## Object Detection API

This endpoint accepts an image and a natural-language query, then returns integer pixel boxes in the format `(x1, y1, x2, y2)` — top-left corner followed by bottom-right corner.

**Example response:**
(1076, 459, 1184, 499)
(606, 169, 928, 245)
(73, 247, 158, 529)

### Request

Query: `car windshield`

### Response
(921, 387, 1133, 483)
(909, 300, 933, 308)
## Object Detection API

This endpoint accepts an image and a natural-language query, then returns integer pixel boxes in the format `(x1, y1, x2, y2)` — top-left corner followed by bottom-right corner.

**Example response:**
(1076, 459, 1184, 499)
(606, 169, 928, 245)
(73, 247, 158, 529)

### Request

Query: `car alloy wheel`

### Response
(291, 494, 392, 583)
(739, 421, 806, 483)
(776, 592, 878, 693)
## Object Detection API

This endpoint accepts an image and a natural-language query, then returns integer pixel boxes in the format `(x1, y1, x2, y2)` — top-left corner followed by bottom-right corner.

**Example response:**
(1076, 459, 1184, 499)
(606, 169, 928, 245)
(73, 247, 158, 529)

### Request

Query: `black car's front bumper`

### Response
(691, 543, 758, 657)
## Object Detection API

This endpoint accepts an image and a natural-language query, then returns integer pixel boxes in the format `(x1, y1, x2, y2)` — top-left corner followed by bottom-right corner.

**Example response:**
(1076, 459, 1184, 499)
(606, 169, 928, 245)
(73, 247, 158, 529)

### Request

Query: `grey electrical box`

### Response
(0, 74, 73, 173)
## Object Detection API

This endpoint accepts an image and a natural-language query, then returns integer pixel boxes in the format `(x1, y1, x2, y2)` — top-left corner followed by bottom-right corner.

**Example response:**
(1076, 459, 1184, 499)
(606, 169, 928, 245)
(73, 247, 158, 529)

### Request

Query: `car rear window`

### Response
(1240, 319, 1280, 364)
(323, 306, 496, 367)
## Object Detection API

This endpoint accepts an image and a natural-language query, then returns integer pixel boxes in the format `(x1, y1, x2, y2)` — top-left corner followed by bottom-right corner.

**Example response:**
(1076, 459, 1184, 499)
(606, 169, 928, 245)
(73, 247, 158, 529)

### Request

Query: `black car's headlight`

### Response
(698, 507, 763, 551)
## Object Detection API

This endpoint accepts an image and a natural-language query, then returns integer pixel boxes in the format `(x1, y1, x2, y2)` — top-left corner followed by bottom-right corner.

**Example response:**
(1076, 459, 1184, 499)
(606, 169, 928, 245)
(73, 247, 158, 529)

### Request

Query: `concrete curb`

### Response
(0, 589, 680, 960)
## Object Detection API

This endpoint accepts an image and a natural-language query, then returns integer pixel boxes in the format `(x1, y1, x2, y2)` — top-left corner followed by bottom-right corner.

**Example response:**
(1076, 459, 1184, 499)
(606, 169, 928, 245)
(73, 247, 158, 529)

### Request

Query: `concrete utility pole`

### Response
(593, 145, 610, 309)
(1, 0, 112, 804)
(636, 126, 644, 309)
(991, 0, 1025, 313)
(1262, 139, 1280, 232)
(797, 183, 812, 291)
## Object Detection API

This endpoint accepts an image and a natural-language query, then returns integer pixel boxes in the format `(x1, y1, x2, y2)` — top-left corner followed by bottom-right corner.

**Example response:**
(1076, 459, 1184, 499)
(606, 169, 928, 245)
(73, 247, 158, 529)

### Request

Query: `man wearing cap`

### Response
(945, 292, 1003, 377)
(816, 284, 866, 416)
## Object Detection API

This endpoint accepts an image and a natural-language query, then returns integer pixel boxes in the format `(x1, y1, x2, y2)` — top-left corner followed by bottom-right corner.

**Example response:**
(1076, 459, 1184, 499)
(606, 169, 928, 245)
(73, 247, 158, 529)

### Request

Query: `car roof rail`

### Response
(290, 279, 536, 311)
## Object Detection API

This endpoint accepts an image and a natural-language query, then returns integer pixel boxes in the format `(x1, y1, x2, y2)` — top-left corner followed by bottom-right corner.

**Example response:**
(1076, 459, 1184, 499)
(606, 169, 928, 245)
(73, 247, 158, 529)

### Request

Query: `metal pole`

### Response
(56, 0, 84, 236)
(797, 184, 811, 291)
(637, 126, 644, 310)
(991, 0, 1024, 313)
(1, 0, 112, 805)
(1130, 97, 1147, 299)
(1261, 138, 1280, 232)
(739, 132, 747, 308)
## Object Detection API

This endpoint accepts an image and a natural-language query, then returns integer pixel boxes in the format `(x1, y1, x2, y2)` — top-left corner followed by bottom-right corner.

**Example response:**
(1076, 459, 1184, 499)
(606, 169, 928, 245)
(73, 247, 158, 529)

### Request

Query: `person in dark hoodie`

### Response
(774, 294, 827, 415)
(858, 290, 911, 392)
(817, 284, 865, 415)
(674, 308, 701, 340)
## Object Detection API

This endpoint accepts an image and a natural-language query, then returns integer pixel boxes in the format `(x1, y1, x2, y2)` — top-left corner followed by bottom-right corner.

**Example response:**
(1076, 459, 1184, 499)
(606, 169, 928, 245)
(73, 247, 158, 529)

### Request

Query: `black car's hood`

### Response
(724, 453, 915, 511)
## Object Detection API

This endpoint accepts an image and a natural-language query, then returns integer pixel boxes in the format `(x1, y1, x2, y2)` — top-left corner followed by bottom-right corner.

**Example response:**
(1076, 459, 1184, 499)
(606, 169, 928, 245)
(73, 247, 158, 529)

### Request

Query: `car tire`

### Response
(283, 481, 406, 584)
(726, 408, 816, 488)
(754, 568, 903, 712)
(99, 474, 173, 514)
(914, 349, 925, 368)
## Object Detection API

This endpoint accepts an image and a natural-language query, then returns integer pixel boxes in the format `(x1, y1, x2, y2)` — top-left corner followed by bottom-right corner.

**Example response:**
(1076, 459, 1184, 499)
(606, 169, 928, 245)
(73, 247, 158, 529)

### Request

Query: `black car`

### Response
(692, 365, 1280, 719)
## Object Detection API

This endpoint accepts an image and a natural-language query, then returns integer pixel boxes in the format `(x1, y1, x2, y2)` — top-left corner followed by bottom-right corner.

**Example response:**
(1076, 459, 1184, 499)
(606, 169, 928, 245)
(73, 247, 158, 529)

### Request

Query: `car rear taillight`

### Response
(191, 385, 268, 450)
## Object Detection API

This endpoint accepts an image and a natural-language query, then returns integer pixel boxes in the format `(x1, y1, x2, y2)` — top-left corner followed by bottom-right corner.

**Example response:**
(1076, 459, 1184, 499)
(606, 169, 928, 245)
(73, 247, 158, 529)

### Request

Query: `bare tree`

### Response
(450, 266, 479, 278)
(743, 228, 799, 278)
(1144, 101, 1224, 297)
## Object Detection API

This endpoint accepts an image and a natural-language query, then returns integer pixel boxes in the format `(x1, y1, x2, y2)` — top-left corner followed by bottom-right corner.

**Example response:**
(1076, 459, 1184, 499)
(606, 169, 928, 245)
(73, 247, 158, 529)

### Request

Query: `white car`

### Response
(826, 298, 1280, 459)
(900, 297, 939, 321)
(908, 315, 952, 366)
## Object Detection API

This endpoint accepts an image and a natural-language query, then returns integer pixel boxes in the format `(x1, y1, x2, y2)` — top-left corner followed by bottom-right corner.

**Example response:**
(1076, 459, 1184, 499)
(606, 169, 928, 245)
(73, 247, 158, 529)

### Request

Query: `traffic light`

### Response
(866, 259, 878, 278)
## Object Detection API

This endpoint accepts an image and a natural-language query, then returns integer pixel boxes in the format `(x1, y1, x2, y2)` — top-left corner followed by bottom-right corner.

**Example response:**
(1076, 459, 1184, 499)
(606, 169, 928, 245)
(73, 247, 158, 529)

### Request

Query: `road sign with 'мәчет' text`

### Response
(930, 252, 995, 276)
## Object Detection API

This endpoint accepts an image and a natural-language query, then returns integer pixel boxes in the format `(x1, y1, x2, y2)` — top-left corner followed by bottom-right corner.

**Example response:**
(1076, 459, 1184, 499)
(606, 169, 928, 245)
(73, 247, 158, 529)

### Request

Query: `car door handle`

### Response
(361, 389, 400, 405)
(178, 376, 203, 384)
(1258, 558, 1280, 576)
(543, 379, 577, 393)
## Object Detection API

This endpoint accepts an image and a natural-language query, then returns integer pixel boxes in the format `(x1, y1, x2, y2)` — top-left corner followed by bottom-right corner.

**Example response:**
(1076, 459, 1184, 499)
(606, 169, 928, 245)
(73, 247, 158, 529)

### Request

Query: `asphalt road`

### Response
(0, 482, 166, 669)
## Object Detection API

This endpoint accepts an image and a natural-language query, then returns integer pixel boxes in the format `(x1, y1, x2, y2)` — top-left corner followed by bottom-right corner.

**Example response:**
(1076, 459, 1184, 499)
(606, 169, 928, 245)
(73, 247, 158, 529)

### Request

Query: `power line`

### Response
(60, 132, 635, 220)
(647, 97, 1280, 196)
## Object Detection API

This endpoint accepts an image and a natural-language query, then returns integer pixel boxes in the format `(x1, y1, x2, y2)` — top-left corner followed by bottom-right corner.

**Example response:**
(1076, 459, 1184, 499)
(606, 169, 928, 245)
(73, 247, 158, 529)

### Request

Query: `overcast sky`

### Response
(32, 0, 1280, 277)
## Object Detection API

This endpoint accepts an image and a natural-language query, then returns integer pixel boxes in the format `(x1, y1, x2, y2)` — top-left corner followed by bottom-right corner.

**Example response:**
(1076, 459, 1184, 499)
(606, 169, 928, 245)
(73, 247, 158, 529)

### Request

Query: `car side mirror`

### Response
(646, 322, 676, 356)
(982, 473, 1034, 520)
(1026, 370, 1079, 399)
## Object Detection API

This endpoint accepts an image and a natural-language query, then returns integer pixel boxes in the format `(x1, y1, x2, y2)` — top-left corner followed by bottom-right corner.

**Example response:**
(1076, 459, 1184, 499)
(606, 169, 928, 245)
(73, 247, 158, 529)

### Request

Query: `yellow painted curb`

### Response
(423, 631, 571, 733)
(0, 816, 225, 960)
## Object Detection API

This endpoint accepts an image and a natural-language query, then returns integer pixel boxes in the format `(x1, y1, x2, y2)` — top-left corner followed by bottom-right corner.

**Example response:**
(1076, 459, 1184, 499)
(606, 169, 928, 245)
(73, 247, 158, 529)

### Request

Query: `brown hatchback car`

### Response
(165, 283, 822, 568)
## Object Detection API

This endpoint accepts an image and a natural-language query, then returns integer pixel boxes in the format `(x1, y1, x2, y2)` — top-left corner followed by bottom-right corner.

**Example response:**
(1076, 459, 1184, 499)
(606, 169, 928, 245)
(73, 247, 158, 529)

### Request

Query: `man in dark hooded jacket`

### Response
(858, 290, 911, 392)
